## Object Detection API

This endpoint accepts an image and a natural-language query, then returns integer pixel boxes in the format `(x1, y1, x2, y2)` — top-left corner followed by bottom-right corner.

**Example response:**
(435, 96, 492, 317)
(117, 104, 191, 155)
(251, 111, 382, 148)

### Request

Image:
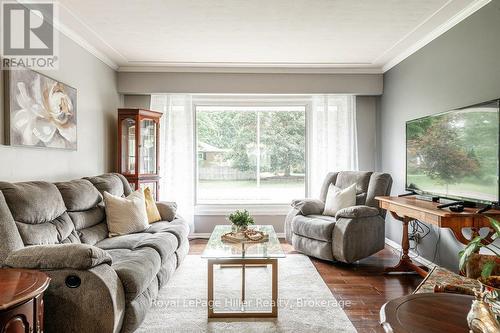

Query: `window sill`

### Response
(194, 204, 291, 216)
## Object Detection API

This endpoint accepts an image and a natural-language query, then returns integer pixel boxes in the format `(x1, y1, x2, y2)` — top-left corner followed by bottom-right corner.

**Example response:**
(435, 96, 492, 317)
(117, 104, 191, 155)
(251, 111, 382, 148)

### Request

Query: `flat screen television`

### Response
(406, 99, 500, 205)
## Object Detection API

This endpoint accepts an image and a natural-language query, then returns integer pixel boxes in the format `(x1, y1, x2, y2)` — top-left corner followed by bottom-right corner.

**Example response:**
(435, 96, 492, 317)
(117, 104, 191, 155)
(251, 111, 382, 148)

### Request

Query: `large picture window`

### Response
(196, 105, 306, 204)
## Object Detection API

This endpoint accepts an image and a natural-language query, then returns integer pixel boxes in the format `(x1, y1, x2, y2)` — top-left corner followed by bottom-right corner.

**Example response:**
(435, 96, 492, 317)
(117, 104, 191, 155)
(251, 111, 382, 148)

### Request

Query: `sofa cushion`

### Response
(96, 232, 178, 261)
(55, 179, 102, 212)
(0, 181, 67, 224)
(78, 223, 109, 245)
(15, 212, 80, 245)
(144, 219, 189, 245)
(69, 206, 106, 231)
(334, 171, 372, 195)
(106, 247, 161, 301)
(292, 215, 336, 242)
(85, 173, 132, 198)
(0, 181, 79, 245)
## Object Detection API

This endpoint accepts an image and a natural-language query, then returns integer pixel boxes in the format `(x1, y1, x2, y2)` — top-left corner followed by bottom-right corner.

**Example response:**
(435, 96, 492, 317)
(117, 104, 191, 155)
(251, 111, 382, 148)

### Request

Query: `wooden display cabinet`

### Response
(117, 108, 162, 200)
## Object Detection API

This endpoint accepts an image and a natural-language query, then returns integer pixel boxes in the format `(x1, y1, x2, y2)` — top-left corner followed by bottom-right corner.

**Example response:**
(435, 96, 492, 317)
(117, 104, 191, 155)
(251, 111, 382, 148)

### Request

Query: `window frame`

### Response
(193, 96, 312, 214)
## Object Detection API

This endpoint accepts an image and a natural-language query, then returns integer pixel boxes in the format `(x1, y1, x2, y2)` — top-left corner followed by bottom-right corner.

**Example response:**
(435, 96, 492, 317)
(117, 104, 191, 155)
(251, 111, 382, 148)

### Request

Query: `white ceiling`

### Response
(56, 0, 490, 72)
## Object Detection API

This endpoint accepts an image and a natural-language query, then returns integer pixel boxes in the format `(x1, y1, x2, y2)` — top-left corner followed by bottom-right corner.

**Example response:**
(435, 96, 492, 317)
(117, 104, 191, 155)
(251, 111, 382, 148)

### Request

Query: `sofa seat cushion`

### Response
(96, 232, 178, 261)
(144, 218, 189, 245)
(106, 247, 161, 301)
(292, 215, 336, 242)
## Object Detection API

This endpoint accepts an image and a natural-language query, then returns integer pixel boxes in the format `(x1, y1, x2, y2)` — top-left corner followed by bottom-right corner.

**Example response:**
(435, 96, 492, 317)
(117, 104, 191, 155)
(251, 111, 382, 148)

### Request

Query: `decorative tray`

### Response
(221, 229, 269, 244)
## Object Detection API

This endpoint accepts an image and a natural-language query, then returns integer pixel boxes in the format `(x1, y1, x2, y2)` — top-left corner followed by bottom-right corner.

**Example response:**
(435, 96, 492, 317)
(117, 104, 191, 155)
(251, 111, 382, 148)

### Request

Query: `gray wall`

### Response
(123, 94, 151, 109)
(118, 72, 383, 95)
(0, 33, 120, 182)
(379, 0, 500, 271)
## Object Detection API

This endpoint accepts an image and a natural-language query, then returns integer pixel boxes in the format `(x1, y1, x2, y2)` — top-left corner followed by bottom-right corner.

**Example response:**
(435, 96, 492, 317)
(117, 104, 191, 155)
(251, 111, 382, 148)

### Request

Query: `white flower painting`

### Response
(6, 69, 77, 150)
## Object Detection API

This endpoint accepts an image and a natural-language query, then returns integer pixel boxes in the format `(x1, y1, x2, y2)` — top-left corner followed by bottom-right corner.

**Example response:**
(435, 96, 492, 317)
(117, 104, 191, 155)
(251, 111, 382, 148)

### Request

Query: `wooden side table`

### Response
(0, 269, 50, 333)
(380, 293, 473, 333)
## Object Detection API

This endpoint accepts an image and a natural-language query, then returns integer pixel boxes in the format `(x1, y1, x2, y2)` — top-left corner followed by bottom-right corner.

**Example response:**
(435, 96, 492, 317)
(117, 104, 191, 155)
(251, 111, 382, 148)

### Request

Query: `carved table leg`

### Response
(385, 216, 429, 278)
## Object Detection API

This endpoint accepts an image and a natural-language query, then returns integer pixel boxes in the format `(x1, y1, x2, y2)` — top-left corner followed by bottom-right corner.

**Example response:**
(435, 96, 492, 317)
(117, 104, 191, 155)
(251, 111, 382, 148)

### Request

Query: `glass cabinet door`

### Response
(121, 118, 136, 174)
(140, 119, 157, 174)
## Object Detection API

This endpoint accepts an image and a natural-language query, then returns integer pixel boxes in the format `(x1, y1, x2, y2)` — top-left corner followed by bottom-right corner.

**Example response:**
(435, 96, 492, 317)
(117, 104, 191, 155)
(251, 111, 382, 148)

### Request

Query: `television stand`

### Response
(375, 195, 500, 278)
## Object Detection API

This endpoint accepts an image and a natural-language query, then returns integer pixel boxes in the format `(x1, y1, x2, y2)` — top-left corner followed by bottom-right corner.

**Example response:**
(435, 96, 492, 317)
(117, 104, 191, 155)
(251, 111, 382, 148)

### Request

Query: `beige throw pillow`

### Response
(323, 183, 356, 216)
(103, 190, 149, 237)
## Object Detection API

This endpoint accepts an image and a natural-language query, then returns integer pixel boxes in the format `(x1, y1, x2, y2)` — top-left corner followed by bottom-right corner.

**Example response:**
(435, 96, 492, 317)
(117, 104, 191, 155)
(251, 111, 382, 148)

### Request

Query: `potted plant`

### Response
(459, 217, 500, 324)
(228, 209, 255, 233)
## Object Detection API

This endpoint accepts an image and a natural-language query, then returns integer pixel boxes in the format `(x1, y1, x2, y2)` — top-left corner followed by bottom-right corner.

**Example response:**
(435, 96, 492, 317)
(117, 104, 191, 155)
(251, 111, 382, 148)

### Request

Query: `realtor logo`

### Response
(1, 1, 59, 69)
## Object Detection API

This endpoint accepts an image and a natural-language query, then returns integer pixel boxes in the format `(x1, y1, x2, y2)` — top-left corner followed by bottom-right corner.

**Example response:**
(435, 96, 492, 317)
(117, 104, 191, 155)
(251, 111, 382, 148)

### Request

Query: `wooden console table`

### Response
(376, 196, 500, 277)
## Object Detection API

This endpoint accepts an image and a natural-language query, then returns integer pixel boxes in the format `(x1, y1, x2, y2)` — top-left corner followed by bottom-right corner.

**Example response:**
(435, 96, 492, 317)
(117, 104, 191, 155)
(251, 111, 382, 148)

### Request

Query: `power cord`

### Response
(408, 219, 430, 258)
(432, 227, 441, 264)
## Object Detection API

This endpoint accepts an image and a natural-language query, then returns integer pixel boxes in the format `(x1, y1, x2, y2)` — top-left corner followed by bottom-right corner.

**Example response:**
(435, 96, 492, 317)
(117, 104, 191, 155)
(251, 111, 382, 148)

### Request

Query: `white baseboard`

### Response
(190, 232, 286, 239)
(384, 237, 437, 269)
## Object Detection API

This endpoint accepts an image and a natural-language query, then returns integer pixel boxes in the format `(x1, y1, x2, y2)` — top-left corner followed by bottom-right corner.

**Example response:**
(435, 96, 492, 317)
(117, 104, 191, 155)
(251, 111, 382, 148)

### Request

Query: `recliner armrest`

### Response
(291, 199, 325, 216)
(156, 201, 178, 221)
(335, 205, 380, 219)
(4, 244, 112, 270)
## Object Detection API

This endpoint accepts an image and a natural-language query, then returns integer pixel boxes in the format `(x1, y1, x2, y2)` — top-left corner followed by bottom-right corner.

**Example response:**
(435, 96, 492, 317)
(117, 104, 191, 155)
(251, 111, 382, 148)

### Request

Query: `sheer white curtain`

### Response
(150, 94, 195, 233)
(308, 95, 358, 197)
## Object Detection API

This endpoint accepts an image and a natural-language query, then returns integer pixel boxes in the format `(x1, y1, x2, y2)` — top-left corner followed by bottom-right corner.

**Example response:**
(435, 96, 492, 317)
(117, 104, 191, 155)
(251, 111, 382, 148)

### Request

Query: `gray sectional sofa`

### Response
(0, 173, 190, 333)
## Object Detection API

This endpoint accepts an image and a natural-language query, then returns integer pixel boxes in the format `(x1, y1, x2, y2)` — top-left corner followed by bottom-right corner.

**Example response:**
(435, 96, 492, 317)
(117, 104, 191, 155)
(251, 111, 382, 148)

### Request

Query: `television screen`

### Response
(406, 99, 500, 204)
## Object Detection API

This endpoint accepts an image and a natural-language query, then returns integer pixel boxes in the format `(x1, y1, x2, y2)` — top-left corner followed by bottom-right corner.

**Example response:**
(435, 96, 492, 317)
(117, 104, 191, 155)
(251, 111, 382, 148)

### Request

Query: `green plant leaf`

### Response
(458, 236, 483, 271)
(481, 260, 496, 279)
(487, 217, 500, 240)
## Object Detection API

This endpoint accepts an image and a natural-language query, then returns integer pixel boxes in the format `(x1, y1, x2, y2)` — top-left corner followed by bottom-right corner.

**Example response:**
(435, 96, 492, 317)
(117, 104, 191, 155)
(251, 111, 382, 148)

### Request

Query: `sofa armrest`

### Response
(4, 244, 112, 270)
(335, 205, 380, 219)
(291, 198, 325, 216)
(156, 201, 178, 222)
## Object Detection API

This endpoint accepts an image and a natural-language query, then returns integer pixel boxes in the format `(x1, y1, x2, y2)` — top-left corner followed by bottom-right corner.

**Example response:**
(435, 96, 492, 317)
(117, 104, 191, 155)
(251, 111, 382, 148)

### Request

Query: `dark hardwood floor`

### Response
(189, 238, 423, 333)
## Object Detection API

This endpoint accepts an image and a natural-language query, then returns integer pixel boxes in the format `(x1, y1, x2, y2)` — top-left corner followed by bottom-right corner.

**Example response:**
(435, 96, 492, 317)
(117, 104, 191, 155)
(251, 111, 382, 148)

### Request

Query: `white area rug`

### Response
(138, 255, 356, 333)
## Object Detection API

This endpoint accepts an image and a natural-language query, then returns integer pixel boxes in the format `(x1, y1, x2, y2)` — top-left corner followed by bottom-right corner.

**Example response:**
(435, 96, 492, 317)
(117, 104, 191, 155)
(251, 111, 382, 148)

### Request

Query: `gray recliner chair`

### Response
(285, 171, 392, 263)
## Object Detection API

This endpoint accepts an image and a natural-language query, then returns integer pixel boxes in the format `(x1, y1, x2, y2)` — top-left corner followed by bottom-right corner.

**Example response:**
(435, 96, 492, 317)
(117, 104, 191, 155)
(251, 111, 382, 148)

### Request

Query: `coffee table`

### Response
(202, 225, 285, 318)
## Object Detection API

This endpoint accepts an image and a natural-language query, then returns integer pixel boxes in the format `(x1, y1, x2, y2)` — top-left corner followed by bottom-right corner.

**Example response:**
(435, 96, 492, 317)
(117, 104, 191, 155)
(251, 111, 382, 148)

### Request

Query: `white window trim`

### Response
(193, 96, 312, 214)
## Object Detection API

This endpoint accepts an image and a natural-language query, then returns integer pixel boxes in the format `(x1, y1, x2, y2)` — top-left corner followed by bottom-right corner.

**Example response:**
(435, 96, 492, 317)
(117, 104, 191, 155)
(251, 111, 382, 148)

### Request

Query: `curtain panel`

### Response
(150, 94, 195, 233)
(309, 95, 358, 197)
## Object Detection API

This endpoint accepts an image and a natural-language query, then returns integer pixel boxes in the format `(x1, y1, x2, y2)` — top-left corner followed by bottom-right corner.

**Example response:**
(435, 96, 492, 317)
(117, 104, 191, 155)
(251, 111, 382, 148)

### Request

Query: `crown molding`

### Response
(382, 0, 491, 72)
(117, 65, 384, 74)
(54, 19, 119, 70)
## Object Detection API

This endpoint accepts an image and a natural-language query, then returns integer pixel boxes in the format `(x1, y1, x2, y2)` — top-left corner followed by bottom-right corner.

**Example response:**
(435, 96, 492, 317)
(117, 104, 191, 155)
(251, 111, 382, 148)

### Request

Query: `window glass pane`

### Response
(196, 106, 306, 204)
(259, 111, 306, 202)
(121, 118, 135, 174)
(140, 119, 157, 174)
